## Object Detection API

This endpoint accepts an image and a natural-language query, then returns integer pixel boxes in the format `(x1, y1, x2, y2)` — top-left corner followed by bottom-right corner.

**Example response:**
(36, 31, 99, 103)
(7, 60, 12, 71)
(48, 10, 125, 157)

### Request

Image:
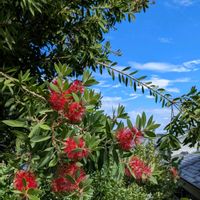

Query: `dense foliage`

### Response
(0, 64, 178, 199)
(157, 86, 200, 151)
(0, 0, 151, 76)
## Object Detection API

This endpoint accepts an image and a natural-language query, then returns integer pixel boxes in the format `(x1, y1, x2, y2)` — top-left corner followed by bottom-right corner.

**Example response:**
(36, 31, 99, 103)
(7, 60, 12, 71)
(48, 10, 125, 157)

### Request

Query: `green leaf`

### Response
(2, 120, 26, 127)
(72, 93, 80, 102)
(129, 70, 138, 75)
(134, 82, 137, 91)
(127, 119, 133, 128)
(39, 109, 53, 115)
(144, 131, 156, 138)
(29, 123, 41, 138)
(28, 195, 40, 200)
(71, 148, 84, 153)
(12, 130, 27, 140)
(39, 124, 51, 130)
(141, 112, 146, 127)
(38, 151, 53, 168)
(147, 123, 160, 130)
(84, 79, 99, 86)
(112, 148, 119, 164)
(149, 176, 158, 184)
(49, 82, 60, 93)
(136, 115, 141, 129)
(118, 74, 121, 83)
(138, 76, 147, 81)
(30, 135, 51, 143)
(54, 63, 61, 76)
(65, 174, 76, 184)
(122, 66, 131, 71)
(147, 115, 153, 127)
(49, 155, 58, 167)
(142, 86, 145, 93)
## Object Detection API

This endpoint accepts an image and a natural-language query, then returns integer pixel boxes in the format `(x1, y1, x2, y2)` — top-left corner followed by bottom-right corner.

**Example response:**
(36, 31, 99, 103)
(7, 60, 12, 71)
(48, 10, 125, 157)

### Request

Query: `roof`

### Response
(180, 153, 200, 189)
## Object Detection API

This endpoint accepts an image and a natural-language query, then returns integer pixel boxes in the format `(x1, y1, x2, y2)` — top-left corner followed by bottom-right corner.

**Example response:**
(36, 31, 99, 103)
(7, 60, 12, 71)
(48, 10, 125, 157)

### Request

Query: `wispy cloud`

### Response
(172, 0, 194, 6)
(101, 96, 123, 115)
(129, 93, 141, 98)
(166, 88, 180, 93)
(146, 95, 154, 99)
(112, 84, 121, 88)
(165, 0, 199, 7)
(146, 76, 190, 93)
(98, 80, 111, 88)
(128, 59, 200, 72)
(101, 95, 141, 115)
(158, 37, 173, 44)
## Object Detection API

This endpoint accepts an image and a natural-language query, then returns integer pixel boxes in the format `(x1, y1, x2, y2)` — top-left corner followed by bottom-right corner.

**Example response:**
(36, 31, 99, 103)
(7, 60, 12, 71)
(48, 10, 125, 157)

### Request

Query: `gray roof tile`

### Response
(180, 153, 200, 189)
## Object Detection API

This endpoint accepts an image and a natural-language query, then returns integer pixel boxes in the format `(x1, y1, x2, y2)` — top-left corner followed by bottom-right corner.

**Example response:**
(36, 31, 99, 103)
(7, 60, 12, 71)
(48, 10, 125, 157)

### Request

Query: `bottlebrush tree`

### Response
(0, 0, 188, 199)
(0, 64, 172, 200)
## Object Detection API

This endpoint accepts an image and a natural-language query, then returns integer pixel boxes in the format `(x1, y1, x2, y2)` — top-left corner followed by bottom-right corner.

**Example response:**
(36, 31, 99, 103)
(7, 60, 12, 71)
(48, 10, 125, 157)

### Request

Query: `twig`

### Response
(51, 122, 62, 153)
(0, 71, 47, 102)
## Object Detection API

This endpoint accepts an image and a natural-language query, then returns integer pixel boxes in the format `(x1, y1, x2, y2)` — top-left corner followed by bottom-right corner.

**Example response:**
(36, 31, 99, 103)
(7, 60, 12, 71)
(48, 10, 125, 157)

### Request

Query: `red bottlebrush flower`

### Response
(13, 170, 38, 191)
(125, 156, 152, 180)
(52, 163, 86, 192)
(65, 102, 85, 122)
(67, 80, 84, 94)
(64, 137, 89, 160)
(116, 127, 143, 151)
(131, 127, 143, 145)
(170, 167, 179, 179)
(116, 128, 134, 151)
(49, 91, 68, 111)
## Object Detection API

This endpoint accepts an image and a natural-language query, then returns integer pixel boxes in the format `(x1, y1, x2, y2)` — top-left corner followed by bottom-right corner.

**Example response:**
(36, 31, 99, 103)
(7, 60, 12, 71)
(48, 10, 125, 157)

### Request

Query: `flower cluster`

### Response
(52, 163, 86, 192)
(49, 91, 68, 111)
(65, 102, 85, 123)
(66, 80, 84, 94)
(125, 156, 152, 180)
(13, 170, 38, 191)
(48, 79, 89, 195)
(49, 79, 85, 122)
(64, 137, 89, 160)
(116, 127, 143, 151)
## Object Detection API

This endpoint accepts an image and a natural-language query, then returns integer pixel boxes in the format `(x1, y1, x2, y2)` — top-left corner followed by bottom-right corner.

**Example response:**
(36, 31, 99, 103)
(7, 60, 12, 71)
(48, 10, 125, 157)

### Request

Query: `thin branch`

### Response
(96, 61, 180, 111)
(0, 71, 47, 102)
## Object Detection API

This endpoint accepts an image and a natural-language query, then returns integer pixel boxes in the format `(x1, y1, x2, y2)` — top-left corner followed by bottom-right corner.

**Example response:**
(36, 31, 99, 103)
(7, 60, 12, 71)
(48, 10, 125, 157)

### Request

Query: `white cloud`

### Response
(146, 95, 154, 99)
(128, 59, 200, 72)
(146, 76, 190, 93)
(165, 0, 200, 7)
(103, 96, 122, 102)
(172, 0, 194, 6)
(112, 84, 121, 88)
(158, 37, 173, 44)
(129, 93, 141, 98)
(148, 76, 170, 88)
(101, 96, 123, 115)
(101, 95, 141, 115)
(166, 87, 180, 93)
(98, 80, 111, 88)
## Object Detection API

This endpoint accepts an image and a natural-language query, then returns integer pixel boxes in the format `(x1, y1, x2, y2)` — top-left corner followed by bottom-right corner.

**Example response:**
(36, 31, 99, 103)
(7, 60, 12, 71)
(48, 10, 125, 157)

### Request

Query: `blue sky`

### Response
(92, 0, 200, 133)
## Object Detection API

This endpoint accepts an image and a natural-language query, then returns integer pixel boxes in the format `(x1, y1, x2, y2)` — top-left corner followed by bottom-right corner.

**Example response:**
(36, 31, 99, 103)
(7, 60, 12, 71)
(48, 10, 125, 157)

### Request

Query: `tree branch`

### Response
(96, 61, 180, 111)
(0, 71, 47, 102)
